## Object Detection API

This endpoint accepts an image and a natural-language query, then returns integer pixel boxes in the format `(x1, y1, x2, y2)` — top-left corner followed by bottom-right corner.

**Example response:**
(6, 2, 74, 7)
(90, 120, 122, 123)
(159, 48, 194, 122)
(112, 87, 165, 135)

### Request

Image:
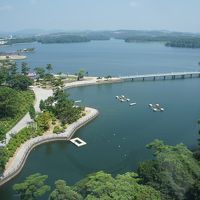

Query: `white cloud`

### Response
(0, 5, 13, 11)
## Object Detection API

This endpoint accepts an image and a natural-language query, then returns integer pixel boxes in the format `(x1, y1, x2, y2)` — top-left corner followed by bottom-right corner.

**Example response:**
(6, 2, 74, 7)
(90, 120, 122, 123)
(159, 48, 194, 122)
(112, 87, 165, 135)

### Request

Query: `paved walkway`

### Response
(0, 107, 99, 186)
(0, 87, 53, 146)
(1, 76, 121, 147)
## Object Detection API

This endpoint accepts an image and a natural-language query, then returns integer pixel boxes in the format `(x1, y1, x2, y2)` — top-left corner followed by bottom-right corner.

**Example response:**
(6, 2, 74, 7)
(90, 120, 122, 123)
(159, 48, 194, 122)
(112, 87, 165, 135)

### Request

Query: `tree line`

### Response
(12, 137, 200, 200)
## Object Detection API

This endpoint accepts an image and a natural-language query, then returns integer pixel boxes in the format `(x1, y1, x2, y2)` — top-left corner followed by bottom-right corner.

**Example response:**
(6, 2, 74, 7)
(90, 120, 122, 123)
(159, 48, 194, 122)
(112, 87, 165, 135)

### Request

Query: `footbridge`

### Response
(120, 71, 200, 81)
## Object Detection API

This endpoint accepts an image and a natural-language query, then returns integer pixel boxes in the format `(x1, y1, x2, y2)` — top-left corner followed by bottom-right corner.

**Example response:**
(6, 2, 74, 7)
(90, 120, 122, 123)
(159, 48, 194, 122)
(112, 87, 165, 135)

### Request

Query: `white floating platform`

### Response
(70, 137, 87, 147)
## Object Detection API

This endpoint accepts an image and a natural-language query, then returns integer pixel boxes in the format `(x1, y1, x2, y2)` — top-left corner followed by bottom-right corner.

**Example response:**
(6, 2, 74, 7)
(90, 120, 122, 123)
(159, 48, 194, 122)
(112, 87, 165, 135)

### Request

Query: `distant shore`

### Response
(0, 55, 26, 61)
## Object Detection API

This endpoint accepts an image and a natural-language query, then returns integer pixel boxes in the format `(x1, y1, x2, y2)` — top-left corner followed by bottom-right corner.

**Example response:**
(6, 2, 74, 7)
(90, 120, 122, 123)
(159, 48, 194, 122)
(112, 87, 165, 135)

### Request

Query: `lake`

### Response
(2, 39, 200, 76)
(0, 40, 200, 199)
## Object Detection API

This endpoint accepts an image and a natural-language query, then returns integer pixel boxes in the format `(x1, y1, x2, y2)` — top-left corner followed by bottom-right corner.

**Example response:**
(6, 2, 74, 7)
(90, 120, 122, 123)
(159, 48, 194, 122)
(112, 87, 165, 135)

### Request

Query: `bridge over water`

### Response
(120, 71, 200, 81)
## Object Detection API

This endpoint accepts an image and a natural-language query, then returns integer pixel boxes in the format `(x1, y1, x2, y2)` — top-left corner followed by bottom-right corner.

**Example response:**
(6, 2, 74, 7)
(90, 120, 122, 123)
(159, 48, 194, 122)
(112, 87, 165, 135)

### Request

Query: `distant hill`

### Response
(2, 30, 200, 48)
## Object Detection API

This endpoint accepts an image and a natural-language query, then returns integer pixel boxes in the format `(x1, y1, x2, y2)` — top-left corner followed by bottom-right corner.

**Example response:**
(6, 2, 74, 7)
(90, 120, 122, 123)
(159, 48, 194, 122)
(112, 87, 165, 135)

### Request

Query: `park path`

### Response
(0, 87, 53, 146)
(0, 76, 121, 146)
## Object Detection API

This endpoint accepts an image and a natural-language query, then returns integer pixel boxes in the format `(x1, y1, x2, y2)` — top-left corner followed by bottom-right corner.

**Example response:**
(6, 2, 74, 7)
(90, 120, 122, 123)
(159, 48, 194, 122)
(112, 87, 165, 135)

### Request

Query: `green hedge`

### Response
(0, 125, 43, 173)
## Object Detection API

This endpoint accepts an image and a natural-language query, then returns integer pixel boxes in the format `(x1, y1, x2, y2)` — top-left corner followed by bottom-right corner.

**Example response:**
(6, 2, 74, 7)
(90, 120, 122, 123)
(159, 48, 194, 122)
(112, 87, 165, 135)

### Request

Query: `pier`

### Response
(120, 71, 200, 82)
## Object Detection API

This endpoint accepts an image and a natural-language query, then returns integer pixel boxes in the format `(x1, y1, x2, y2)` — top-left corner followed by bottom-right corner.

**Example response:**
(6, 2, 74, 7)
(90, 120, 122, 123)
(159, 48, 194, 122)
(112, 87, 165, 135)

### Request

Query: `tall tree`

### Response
(0, 67, 9, 85)
(0, 87, 19, 118)
(13, 173, 50, 200)
(46, 64, 53, 74)
(9, 62, 18, 77)
(138, 139, 200, 200)
(49, 180, 83, 200)
(29, 104, 36, 120)
(35, 111, 52, 131)
(21, 62, 30, 75)
(9, 74, 33, 90)
(74, 171, 161, 200)
(34, 67, 45, 80)
(77, 69, 85, 81)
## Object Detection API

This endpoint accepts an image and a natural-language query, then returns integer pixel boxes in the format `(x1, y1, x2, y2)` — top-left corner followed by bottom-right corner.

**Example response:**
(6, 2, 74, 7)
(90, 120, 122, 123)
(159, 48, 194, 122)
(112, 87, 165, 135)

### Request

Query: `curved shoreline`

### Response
(0, 77, 122, 186)
(0, 107, 99, 186)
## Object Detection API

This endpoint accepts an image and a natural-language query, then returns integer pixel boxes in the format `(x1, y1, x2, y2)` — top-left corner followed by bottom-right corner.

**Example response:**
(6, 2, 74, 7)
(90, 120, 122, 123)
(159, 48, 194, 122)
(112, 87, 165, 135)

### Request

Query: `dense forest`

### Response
(0, 61, 34, 141)
(37, 35, 90, 44)
(5, 30, 200, 48)
(12, 139, 200, 200)
(165, 38, 200, 48)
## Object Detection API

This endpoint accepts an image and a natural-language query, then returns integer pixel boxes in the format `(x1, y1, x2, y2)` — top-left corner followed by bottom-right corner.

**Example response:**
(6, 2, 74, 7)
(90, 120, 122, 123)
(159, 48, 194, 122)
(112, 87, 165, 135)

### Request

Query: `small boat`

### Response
(149, 104, 153, 107)
(116, 96, 119, 99)
(121, 99, 126, 102)
(126, 98, 130, 102)
(129, 103, 136, 106)
(153, 108, 159, 112)
(121, 95, 125, 98)
(160, 108, 164, 112)
(75, 100, 82, 103)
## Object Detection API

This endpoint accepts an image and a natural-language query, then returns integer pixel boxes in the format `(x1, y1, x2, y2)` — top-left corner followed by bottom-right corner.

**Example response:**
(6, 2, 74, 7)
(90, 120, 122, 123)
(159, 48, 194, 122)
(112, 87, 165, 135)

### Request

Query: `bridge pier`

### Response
(181, 75, 185, 79)
(153, 76, 155, 81)
(190, 74, 192, 78)
(143, 77, 145, 81)
(199, 74, 200, 78)
(164, 76, 166, 80)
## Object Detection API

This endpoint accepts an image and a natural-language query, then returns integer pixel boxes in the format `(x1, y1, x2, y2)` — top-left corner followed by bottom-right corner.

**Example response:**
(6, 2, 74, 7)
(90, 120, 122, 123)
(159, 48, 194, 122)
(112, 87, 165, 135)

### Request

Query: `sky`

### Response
(0, 0, 200, 33)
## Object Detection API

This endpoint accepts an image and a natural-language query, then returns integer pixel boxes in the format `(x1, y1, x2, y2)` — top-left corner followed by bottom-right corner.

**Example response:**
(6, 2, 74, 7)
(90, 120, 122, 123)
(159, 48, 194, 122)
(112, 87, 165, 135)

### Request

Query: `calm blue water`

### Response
(1, 39, 200, 76)
(0, 40, 200, 200)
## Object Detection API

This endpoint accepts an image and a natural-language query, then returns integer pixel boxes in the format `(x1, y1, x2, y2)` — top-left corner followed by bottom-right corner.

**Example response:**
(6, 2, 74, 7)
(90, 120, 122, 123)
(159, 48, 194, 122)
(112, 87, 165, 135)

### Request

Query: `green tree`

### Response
(41, 89, 82, 125)
(46, 64, 53, 74)
(9, 62, 18, 77)
(35, 111, 52, 131)
(0, 67, 9, 85)
(13, 173, 50, 200)
(0, 148, 6, 174)
(9, 74, 33, 90)
(49, 180, 83, 200)
(34, 67, 46, 80)
(74, 171, 161, 200)
(186, 178, 200, 200)
(77, 69, 85, 81)
(39, 100, 45, 111)
(29, 104, 36, 120)
(21, 62, 30, 75)
(198, 119, 200, 146)
(194, 120, 200, 160)
(0, 87, 20, 118)
(138, 139, 200, 200)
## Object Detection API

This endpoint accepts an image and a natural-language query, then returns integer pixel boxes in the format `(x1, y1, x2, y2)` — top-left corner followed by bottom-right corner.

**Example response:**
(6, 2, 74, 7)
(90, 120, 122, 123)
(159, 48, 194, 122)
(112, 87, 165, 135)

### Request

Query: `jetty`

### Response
(70, 137, 87, 147)
(120, 71, 200, 82)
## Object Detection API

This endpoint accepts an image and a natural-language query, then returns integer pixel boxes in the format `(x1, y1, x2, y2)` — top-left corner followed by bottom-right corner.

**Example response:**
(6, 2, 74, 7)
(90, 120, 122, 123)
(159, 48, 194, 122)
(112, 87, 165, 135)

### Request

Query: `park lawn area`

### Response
(0, 87, 35, 142)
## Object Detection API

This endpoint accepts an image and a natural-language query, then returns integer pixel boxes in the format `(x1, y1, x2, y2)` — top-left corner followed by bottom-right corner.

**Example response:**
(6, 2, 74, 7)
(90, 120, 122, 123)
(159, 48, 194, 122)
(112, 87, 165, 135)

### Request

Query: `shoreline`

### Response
(0, 77, 123, 186)
(64, 76, 123, 89)
(0, 55, 26, 61)
(0, 107, 99, 186)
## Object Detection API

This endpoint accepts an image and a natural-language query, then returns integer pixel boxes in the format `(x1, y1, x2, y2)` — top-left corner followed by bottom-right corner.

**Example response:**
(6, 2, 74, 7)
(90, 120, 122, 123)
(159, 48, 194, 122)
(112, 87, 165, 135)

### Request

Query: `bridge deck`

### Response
(120, 71, 200, 80)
